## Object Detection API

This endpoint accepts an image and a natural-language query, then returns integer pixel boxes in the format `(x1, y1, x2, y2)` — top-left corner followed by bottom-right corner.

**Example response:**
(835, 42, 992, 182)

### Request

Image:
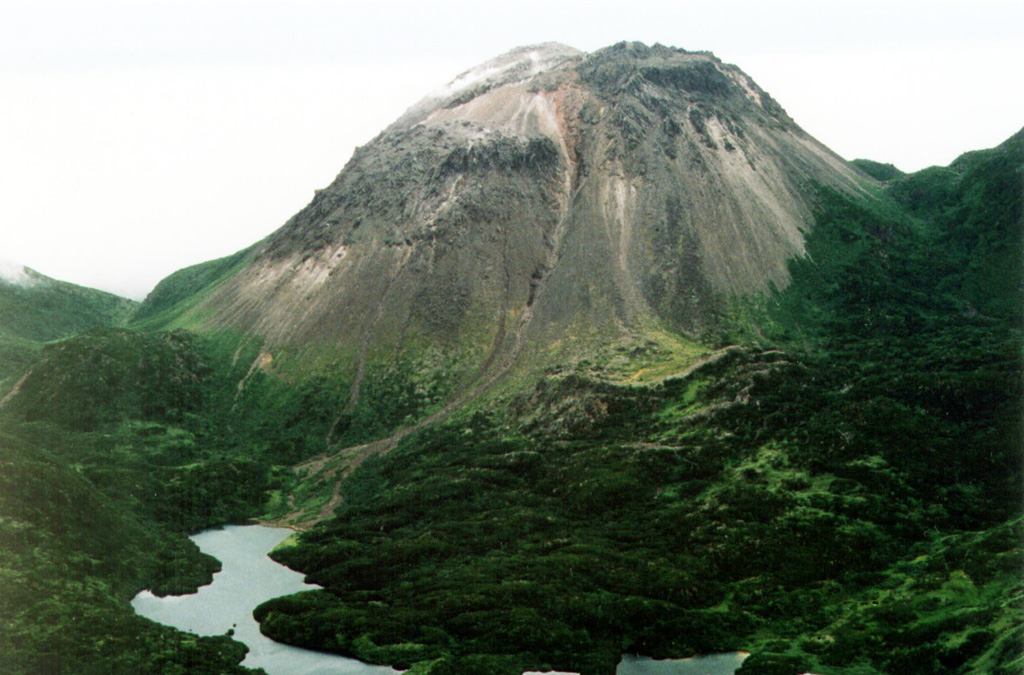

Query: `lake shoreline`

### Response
(135, 524, 752, 675)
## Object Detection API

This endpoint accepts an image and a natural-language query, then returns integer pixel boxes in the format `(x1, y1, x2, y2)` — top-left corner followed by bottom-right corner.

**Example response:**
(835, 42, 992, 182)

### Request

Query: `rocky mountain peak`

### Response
(389, 42, 583, 132)
(149, 41, 871, 396)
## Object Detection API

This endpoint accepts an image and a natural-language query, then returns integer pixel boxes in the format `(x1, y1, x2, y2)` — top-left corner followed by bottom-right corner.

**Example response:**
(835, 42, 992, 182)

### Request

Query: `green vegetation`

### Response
(132, 246, 254, 329)
(0, 303, 452, 671)
(0, 274, 135, 344)
(255, 131, 1024, 674)
(0, 333, 41, 395)
(0, 271, 135, 393)
(258, 338, 1020, 674)
(0, 130, 1019, 673)
(4, 325, 356, 528)
(10, 328, 208, 432)
(0, 422, 260, 674)
(330, 352, 462, 449)
(0, 326, 328, 673)
(559, 329, 710, 384)
(850, 158, 904, 182)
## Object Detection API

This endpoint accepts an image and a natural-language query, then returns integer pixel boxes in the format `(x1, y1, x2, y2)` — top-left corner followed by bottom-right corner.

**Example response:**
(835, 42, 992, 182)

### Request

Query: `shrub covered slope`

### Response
(0, 128, 1019, 674)
(256, 130, 1023, 674)
(0, 267, 136, 394)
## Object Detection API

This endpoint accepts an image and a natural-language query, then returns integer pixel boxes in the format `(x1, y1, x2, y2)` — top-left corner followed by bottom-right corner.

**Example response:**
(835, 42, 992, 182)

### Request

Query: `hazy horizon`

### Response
(2, 0, 1022, 300)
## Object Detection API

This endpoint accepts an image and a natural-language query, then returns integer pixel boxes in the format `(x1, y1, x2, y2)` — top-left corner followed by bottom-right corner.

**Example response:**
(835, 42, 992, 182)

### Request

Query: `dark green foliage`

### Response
(0, 325, 326, 671)
(0, 333, 41, 393)
(850, 158, 904, 182)
(223, 365, 349, 466)
(330, 358, 451, 448)
(888, 165, 960, 216)
(0, 322, 326, 672)
(0, 271, 135, 393)
(0, 273, 265, 670)
(2, 124, 1020, 674)
(253, 131, 1023, 674)
(260, 338, 1021, 672)
(4, 326, 348, 531)
(12, 327, 208, 431)
(0, 426, 255, 674)
(0, 273, 135, 344)
(258, 342, 1017, 672)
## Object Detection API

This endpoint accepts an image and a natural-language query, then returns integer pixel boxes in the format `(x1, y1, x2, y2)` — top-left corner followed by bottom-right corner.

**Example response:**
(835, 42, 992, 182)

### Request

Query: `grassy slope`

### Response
(0, 275, 136, 343)
(253, 133, 1023, 674)
(3, 326, 338, 529)
(0, 273, 136, 393)
(131, 246, 254, 330)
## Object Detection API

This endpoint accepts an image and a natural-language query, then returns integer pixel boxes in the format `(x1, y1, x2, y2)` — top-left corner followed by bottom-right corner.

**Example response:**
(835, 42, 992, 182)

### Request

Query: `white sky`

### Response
(1, 0, 1021, 299)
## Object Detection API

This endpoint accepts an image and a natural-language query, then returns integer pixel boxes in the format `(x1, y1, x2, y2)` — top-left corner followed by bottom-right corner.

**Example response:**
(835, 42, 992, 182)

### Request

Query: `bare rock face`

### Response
(182, 41, 868, 386)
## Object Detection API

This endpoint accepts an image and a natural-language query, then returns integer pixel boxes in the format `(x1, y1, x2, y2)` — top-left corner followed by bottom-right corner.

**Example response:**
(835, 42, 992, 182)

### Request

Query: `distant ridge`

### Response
(0, 261, 135, 391)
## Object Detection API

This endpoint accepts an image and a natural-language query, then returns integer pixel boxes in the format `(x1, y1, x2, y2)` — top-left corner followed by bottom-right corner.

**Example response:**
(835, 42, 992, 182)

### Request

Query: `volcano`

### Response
(142, 41, 869, 404)
(4, 40, 1021, 675)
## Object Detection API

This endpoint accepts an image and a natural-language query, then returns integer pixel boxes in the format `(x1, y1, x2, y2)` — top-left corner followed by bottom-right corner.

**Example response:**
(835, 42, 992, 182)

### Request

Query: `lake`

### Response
(132, 524, 748, 675)
(131, 524, 400, 674)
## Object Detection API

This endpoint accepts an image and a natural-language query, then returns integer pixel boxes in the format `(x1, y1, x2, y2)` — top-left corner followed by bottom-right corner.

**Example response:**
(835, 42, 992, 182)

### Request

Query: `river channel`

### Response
(131, 525, 747, 675)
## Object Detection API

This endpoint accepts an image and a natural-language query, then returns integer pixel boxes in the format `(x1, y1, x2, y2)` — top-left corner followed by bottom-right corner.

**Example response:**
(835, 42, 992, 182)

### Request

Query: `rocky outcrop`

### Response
(163, 41, 870, 393)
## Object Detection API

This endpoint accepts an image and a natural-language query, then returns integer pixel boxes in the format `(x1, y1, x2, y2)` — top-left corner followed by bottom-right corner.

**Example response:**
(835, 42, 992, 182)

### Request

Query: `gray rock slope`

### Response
(167, 41, 868, 390)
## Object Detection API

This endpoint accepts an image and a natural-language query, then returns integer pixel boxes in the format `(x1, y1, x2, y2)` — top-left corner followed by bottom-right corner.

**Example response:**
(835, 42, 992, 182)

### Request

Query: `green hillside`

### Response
(0, 129, 1019, 674)
(0, 418, 258, 674)
(131, 246, 254, 330)
(0, 267, 136, 393)
(0, 324, 290, 672)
